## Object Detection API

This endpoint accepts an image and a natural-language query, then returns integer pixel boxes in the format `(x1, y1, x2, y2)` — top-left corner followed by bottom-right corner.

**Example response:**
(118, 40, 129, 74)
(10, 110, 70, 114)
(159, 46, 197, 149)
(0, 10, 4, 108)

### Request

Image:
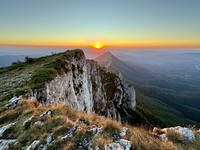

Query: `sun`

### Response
(92, 42, 104, 49)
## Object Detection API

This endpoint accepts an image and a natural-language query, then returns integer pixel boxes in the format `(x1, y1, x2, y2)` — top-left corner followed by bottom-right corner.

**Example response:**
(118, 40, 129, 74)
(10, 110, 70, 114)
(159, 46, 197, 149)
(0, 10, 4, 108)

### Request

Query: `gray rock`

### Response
(95, 145, 99, 150)
(23, 116, 34, 127)
(0, 122, 17, 137)
(105, 142, 123, 150)
(120, 127, 128, 138)
(39, 111, 47, 118)
(47, 111, 51, 117)
(41, 145, 48, 150)
(26, 140, 40, 150)
(87, 125, 102, 135)
(157, 126, 195, 142)
(170, 126, 195, 141)
(0, 139, 17, 150)
(46, 135, 53, 145)
(7, 96, 22, 108)
(77, 138, 92, 149)
(62, 126, 77, 139)
(118, 139, 132, 150)
(34, 121, 44, 126)
(105, 140, 131, 150)
(39, 111, 51, 118)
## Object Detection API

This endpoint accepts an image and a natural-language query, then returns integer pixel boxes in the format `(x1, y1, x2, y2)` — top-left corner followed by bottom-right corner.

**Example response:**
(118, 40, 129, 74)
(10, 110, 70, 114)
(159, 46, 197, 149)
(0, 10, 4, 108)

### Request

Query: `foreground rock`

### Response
(26, 140, 40, 150)
(0, 139, 17, 150)
(105, 139, 131, 150)
(5, 96, 22, 109)
(0, 122, 16, 137)
(153, 126, 195, 142)
(23, 116, 34, 127)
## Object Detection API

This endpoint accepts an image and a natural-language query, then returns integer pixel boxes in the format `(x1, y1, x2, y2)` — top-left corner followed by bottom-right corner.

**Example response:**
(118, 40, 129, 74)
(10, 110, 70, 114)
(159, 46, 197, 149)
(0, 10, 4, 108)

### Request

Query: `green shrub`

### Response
(6, 61, 25, 71)
(25, 56, 35, 63)
(28, 59, 70, 88)
(0, 92, 13, 102)
(28, 68, 57, 88)
(13, 87, 32, 97)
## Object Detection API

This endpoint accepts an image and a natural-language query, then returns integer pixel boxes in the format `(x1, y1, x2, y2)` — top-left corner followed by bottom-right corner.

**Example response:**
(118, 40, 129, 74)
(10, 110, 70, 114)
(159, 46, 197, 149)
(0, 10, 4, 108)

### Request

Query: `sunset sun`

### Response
(92, 42, 104, 49)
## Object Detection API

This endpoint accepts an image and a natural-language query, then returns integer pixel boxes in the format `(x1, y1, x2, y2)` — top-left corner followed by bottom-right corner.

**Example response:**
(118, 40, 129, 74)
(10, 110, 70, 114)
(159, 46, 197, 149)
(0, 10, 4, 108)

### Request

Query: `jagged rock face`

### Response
(33, 50, 136, 121)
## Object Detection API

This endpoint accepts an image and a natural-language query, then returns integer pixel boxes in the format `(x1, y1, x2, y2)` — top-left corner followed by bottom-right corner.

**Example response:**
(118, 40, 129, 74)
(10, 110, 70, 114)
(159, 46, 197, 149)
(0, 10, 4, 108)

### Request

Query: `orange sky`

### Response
(0, 1, 200, 49)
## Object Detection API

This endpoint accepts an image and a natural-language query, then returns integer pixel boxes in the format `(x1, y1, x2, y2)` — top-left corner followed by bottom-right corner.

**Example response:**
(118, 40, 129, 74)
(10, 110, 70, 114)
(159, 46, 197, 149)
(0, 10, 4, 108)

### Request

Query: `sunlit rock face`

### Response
(33, 50, 136, 121)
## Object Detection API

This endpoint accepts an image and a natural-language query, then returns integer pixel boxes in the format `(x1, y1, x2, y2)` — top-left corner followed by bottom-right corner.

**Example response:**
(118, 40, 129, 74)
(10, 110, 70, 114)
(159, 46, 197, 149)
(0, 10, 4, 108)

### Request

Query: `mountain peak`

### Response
(103, 51, 112, 56)
(95, 51, 115, 67)
(96, 51, 114, 59)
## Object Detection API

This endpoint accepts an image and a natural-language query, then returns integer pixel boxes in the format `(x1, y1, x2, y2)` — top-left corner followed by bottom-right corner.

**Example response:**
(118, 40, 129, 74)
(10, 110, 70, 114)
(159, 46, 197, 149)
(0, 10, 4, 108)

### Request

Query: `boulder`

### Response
(120, 127, 128, 138)
(169, 126, 195, 141)
(105, 139, 131, 150)
(0, 139, 17, 150)
(154, 126, 195, 142)
(23, 116, 34, 127)
(6, 96, 22, 108)
(26, 140, 40, 150)
(46, 135, 53, 145)
(118, 139, 132, 150)
(0, 122, 16, 137)
(34, 121, 44, 126)
(105, 143, 122, 150)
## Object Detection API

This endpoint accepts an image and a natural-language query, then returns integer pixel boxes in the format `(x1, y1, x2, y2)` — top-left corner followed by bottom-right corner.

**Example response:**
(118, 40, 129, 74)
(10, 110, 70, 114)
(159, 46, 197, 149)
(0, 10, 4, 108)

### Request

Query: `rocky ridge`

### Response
(32, 50, 136, 122)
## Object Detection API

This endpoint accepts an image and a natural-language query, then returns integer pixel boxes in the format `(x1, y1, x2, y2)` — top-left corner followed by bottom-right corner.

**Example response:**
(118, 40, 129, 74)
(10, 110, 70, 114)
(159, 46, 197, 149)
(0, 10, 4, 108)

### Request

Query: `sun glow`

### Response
(92, 42, 104, 49)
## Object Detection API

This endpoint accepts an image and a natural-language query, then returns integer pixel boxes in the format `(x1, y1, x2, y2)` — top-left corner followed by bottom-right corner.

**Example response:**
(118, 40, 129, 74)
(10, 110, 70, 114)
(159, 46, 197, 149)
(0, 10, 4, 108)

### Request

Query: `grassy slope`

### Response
(0, 52, 66, 99)
(0, 99, 200, 150)
(0, 50, 83, 102)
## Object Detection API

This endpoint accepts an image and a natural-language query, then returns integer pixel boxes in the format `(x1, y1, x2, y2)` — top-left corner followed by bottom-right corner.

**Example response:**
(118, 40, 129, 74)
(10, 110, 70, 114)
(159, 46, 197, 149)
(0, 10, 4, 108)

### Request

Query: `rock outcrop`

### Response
(153, 126, 196, 142)
(33, 50, 136, 121)
(0, 122, 16, 137)
(105, 139, 131, 150)
(0, 139, 18, 150)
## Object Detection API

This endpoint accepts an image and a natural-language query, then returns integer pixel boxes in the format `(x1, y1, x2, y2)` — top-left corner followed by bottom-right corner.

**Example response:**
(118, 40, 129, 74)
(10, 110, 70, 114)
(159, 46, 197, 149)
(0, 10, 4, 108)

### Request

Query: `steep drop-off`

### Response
(31, 50, 136, 121)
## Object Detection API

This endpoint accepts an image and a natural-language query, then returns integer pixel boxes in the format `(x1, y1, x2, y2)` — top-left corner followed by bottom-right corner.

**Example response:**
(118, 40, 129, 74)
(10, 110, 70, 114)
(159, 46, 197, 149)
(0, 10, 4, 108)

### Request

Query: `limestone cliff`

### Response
(33, 50, 136, 121)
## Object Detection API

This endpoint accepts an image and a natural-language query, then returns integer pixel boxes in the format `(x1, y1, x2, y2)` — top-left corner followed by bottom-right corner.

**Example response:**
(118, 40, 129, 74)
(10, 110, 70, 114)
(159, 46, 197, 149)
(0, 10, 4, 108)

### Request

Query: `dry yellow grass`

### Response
(0, 101, 199, 150)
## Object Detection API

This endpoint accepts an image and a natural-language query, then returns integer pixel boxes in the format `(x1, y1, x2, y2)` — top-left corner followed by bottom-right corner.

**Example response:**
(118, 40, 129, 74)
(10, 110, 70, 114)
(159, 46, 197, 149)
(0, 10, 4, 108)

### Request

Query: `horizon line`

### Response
(0, 43, 200, 49)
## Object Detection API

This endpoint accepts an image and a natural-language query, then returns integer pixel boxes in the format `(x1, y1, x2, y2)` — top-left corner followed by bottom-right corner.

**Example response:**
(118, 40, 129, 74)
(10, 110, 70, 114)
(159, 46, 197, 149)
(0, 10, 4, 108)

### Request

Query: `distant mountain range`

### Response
(0, 54, 45, 67)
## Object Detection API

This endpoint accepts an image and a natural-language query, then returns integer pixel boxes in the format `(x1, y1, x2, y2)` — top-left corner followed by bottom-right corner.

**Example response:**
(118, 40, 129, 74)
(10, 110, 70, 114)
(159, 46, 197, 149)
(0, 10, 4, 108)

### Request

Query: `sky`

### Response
(0, 0, 200, 48)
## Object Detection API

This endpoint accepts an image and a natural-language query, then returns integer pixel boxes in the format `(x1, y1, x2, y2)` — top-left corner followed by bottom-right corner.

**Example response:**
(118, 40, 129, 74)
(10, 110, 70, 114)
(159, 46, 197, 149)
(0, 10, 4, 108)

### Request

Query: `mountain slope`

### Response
(96, 51, 156, 84)
(96, 51, 200, 127)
